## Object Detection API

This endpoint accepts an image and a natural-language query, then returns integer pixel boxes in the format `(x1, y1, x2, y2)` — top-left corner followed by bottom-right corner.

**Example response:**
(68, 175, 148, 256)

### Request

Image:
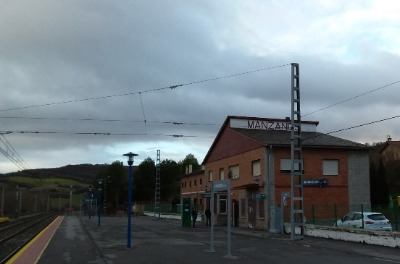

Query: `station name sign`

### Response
(213, 179, 230, 192)
(229, 118, 317, 132)
(247, 120, 290, 131)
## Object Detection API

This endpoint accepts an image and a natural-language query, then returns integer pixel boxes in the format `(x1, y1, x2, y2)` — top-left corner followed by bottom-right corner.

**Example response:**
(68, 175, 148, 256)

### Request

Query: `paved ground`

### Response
(36, 215, 400, 264)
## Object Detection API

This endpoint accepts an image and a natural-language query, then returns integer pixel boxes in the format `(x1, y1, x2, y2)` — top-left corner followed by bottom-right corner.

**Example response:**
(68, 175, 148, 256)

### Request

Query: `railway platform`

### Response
(5, 214, 400, 264)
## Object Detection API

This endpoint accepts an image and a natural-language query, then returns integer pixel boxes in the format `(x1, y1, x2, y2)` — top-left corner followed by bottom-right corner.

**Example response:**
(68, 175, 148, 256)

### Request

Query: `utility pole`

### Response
(69, 185, 73, 209)
(290, 63, 305, 240)
(154, 150, 161, 218)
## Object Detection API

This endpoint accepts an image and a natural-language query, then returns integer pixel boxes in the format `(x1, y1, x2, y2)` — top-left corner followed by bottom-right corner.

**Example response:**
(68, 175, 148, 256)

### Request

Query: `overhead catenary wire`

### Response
(302, 80, 400, 117)
(1, 63, 398, 172)
(0, 134, 30, 170)
(302, 114, 400, 143)
(0, 63, 291, 113)
(139, 92, 147, 134)
(0, 116, 219, 126)
(0, 130, 215, 138)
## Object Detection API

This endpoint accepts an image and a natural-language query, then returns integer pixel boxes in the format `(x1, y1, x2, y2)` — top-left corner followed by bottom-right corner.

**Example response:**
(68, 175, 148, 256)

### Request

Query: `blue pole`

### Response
(127, 164, 133, 248)
(98, 190, 102, 226)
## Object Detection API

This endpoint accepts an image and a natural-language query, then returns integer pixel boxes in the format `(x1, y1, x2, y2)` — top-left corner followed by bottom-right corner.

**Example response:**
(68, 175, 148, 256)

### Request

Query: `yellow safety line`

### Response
(6, 216, 64, 264)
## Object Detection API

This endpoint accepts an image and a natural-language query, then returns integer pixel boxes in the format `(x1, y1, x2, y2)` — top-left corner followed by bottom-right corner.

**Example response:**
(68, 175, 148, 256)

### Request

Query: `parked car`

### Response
(336, 212, 392, 231)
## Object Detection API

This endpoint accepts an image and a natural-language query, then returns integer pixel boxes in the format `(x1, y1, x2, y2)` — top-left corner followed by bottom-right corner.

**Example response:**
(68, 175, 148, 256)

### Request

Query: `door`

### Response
(248, 198, 256, 229)
(232, 199, 239, 227)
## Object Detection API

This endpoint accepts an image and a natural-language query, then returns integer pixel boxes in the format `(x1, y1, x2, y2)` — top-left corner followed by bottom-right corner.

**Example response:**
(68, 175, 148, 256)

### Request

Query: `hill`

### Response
(4, 163, 109, 184)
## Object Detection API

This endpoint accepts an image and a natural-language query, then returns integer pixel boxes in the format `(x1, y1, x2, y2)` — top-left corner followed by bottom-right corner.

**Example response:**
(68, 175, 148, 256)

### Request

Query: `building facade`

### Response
(197, 116, 370, 231)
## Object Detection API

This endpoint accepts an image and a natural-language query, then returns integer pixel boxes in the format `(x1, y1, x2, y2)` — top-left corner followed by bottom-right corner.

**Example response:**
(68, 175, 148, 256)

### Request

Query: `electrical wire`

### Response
(303, 80, 400, 117)
(0, 134, 30, 170)
(139, 92, 147, 134)
(0, 63, 290, 113)
(0, 130, 215, 138)
(323, 114, 400, 136)
(0, 116, 219, 126)
(302, 114, 400, 143)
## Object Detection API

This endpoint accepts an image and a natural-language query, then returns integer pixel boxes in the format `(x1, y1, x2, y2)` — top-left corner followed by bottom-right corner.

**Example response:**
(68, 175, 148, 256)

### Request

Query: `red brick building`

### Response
(182, 116, 370, 231)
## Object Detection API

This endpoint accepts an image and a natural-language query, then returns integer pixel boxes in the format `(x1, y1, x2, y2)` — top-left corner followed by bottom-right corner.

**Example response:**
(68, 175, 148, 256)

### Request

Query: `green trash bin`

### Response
(182, 198, 191, 227)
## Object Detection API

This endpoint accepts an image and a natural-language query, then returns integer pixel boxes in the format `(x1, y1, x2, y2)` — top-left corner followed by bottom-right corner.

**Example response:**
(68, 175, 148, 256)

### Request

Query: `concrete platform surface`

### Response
(8, 215, 400, 264)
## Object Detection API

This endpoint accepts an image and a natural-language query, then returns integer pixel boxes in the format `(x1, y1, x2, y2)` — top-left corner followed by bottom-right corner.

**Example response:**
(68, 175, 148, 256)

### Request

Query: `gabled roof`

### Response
(232, 128, 368, 149)
(202, 116, 368, 164)
(380, 141, 400, 153)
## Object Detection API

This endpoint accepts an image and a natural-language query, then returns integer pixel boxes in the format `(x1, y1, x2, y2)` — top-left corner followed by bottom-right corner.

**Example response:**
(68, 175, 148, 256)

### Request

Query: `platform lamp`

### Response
(123, 152, 138, 248)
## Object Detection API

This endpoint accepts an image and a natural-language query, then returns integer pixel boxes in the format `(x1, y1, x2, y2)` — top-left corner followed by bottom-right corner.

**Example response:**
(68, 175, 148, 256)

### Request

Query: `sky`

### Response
(0, 0, 400, 173)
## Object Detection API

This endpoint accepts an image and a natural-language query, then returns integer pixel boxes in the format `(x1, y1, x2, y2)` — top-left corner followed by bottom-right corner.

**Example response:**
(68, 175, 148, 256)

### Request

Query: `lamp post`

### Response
(123, 152, 138, 248)
(97, 179, 103, 226)
(88, 187, 93, 220)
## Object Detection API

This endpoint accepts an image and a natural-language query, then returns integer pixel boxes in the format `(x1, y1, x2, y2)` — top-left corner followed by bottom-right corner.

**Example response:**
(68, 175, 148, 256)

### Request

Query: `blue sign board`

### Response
(252, 193, 266, 200)
(213, 179, 230, 192)
(303, 179, 328, 187)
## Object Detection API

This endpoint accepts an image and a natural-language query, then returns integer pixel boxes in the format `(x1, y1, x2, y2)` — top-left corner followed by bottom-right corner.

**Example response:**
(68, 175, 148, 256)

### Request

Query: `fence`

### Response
(142, 203, 181, 214)
(303, 203, 399, 231)
(0, 185, 82, 217)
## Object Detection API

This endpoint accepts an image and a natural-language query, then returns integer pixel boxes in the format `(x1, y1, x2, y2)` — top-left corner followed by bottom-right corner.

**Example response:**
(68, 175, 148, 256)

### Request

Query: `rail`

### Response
(0, 213, 57, 263)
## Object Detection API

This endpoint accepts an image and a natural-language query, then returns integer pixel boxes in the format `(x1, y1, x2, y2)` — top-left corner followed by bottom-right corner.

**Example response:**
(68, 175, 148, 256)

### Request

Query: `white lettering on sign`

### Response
(247, 120, 290, 131)
(215, 183, 227, 189)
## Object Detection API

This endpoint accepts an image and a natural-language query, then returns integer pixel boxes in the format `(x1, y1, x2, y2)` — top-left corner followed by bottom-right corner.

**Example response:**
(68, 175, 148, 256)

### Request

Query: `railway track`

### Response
(0, 213, 58, 263)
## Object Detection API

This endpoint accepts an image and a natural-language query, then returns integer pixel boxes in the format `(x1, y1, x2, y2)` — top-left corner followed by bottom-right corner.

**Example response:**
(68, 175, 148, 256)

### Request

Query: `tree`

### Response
(178, 154, 200, 174)
(370, 159, 389, 205)
(159, 159, 180, 202)
(96, 161, 126, 213)
(134, 158, 156, 201)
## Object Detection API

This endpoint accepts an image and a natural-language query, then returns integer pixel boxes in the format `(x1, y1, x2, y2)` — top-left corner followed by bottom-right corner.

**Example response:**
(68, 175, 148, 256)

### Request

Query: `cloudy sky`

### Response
(0, 0, 399, 173)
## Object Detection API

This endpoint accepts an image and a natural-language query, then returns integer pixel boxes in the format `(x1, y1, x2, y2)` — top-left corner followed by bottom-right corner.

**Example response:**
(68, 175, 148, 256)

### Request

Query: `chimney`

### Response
(185, 164, 193, 174)
(387, 135, 392, 142)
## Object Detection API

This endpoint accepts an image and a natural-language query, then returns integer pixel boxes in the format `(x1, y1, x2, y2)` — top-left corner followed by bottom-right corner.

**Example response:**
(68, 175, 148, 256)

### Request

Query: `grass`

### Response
(8, 176, 82, 187)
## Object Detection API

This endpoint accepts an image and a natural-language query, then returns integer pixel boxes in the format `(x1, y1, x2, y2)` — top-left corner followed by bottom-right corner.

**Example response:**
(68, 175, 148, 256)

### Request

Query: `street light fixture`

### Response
(123, 152, 138, 248)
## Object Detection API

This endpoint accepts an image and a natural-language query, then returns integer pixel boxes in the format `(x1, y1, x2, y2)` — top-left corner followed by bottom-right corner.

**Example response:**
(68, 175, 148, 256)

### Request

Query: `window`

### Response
(189, 180, 191, 187)
(229, 165, 239, 179)
(219, 168, 225, 180)
(280, 158, 303, 173)
(252, 160, 261, 176)
(240, 198, 246, 218)
(194, 179, 197, 186)
(219, 195, 227, 214)
(199, 178, 202, 186)
(208, 171, 213, 181)
(323, 160, 339, 176)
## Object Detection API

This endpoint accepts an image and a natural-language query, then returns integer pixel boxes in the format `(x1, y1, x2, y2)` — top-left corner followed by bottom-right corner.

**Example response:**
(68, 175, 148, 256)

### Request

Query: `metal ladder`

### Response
(154, 150, 161, 218)
(290, 63, 305, 240)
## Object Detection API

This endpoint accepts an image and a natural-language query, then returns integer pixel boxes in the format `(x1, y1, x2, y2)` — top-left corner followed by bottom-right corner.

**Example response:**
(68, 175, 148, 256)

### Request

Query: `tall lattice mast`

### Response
(154, 150, 161, 218)
(290, 63, 305, 240)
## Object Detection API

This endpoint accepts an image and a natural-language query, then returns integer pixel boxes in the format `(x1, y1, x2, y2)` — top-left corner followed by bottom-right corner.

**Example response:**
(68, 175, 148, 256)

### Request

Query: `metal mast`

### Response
(154, 149, 161, 218)
(290, 63, 305, 240)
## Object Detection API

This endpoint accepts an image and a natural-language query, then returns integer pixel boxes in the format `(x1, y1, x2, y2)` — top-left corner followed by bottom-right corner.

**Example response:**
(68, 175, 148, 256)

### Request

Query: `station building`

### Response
(181, 115, 371, 231)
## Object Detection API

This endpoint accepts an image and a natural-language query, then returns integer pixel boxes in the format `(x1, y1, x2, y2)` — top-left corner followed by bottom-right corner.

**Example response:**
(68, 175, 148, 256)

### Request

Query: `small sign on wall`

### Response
(303, 179, 328, 187)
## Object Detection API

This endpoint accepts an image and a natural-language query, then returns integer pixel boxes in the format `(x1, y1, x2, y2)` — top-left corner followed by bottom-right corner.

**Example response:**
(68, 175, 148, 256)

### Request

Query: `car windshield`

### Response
(367, 214, 386, 220)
